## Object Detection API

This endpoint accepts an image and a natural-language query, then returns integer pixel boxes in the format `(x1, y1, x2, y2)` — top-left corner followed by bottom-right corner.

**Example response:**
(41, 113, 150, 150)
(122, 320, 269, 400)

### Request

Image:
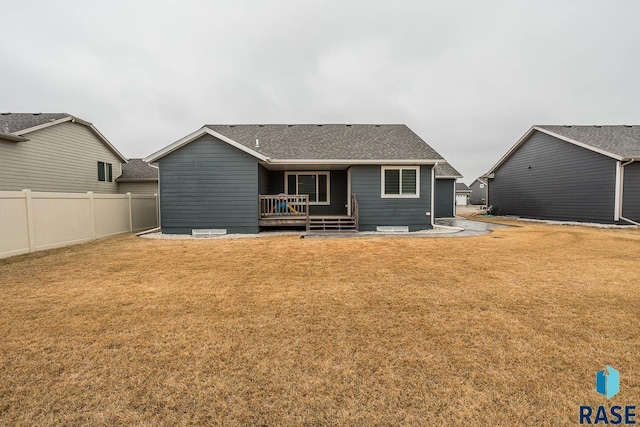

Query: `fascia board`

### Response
(145, 127, 269, 163)
(267, 159, 445, 165)
(12, 116, 73, 135)
(487, 125, 625, 175)
(534, 126, 624, 161)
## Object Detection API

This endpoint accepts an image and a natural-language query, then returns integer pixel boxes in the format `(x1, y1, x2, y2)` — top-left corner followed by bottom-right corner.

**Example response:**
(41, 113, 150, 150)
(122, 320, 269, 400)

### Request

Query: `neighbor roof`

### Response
(486, 125, 640, 175)
(537, 125, 640, 159)
(116, 159, 158, 182)
(146, 124, 447, 164)
(0, 112, 127, 162)
(434, 163, 462, 178)
(0, 113, 69, 133)
(456, 182, 471, 192)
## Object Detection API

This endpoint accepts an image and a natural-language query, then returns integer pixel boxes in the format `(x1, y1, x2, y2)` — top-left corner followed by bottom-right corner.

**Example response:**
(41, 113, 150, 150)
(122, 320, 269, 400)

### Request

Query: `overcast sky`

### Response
(2, 0, 639, 182)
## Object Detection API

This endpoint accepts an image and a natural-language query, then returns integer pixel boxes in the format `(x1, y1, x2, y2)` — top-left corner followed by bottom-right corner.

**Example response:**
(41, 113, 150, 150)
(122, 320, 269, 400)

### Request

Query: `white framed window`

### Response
(285, 171, 330, 205)
(98, 161, 113, 182)
(479, 183, 485, 189)
(381, 166, 420, 198)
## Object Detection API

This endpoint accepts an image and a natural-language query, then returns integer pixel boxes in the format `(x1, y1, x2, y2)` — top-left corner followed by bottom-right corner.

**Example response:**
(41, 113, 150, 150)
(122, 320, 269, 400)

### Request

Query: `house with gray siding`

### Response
(0, 113, 126, 193)
(434, 163, 463, 217)
(469, 178, 487, 205)
(484, 125, 640, 224)
(146, 124, 461, 234)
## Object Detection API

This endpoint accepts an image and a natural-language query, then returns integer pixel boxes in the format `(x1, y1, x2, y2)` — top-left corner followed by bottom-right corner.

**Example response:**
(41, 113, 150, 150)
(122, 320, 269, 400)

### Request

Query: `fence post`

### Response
(22, 189, 36, 253)
(127, 192, 133, 232)
(87, 192, 96, 240)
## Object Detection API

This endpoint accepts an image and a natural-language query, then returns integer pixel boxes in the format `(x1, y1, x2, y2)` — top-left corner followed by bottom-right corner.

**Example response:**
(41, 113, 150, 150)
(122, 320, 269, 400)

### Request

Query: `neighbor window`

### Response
(285, 172, 330, 204)
(98, 161, 113, 182)
(479, 183, 485, 189)
(381, 166, 419, 198)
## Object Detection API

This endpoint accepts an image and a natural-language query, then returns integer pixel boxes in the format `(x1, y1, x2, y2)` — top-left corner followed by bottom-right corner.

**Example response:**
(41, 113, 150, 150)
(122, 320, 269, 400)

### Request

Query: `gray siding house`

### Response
(146, 124, 459, 234)
(484, 125, 640, 224)
(469, 178, 487, 205)
(434, 163, 463, 217)
(0, 113, 126, 193)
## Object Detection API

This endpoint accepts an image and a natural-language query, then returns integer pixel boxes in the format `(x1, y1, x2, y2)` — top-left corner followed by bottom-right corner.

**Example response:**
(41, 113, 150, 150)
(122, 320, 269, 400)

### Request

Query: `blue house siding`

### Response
(623, 162, 640, 222)
(489, 131, 617, 223)
(159, 135, 260, 234)
(435, 179, 455, 217)
(265, 170, 348, 215)
(351, 165, 433, 231)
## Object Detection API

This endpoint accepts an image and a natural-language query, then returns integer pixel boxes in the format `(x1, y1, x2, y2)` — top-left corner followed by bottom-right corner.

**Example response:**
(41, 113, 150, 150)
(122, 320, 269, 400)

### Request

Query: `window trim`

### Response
(284, 171, 331, 205)
(98, 161, 113, 183)
(381, 166, 420, 198)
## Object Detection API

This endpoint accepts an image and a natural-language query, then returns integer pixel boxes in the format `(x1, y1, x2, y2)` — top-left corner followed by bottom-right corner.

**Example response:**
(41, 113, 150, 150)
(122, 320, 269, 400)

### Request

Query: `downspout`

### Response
(150, 163, 161, 228)
(619, 159, 638, 225)
(430, 163, 436, 227)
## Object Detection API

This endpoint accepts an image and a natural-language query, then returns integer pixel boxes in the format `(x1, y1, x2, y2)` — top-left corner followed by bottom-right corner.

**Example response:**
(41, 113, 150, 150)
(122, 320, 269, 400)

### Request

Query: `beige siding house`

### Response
(0, 113, 126, 193)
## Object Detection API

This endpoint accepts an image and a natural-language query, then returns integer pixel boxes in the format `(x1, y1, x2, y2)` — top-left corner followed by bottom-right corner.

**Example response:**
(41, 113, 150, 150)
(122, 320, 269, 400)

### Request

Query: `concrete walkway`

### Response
(432, 217, 510, 237)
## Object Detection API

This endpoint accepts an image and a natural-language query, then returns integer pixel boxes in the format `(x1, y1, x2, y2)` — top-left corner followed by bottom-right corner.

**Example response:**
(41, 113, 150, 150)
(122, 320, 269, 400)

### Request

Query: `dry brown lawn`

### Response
(1, 220, 639, 426)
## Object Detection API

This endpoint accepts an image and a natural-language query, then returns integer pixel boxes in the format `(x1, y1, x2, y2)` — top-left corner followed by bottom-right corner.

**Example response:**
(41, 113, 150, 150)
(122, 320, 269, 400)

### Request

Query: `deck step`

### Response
(308, 217, 357, 231)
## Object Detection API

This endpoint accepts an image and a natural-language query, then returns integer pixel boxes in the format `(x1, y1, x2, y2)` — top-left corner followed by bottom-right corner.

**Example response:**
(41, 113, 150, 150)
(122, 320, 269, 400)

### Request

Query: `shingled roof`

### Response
(116, 159, 158, 182)
(0, 113, 70, 134)
(486, 125, 640, 175)
(147, 124, 447, 163)
(434, 163, 462, 178)
(537, 125, 640, 159)
(0, 112, 127, 162)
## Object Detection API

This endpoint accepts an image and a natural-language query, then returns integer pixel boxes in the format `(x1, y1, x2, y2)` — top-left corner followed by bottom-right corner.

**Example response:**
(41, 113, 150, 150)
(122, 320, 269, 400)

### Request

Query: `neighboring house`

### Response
(145, 124, 458, 234)
(468, 178, 487, 205)
(117, 158, 158, 194)
(484, 125, 640, 224)
(455, 182, 471, 206)
(0, 113, 126, 193)
(434, 163, 463, 218)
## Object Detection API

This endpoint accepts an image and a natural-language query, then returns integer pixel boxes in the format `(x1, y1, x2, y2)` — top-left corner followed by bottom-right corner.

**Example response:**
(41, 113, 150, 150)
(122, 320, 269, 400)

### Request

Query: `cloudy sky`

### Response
(2, 0, 639, 182)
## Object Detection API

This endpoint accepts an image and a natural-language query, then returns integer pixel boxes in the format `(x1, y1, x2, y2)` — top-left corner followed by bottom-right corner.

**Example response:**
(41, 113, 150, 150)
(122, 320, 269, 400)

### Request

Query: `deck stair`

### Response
(307, 216, 356, 232)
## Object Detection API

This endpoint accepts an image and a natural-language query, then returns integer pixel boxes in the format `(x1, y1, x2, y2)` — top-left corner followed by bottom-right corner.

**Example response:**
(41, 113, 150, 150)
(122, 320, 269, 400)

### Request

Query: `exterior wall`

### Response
(489, 131, 617, 222)
(350, 165, 433, 231)
(622, 162, 640, 222)
(0, 122, 122, 193)
(159, 135, 260, 234)
(435, 179, 455, 217)
(118, 181, 158, 194)
(264, 170, 348, 215)
(469, 180, 487, 205)
(258, 165, 270, 196)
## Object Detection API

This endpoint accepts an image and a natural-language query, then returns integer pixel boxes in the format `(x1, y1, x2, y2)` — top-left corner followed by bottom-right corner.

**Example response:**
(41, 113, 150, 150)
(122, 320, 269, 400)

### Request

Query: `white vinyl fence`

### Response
(0, 190, 158, 259)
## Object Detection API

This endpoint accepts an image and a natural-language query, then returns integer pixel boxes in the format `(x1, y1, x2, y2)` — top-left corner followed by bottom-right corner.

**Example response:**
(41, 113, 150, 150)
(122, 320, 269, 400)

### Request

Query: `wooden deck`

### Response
(259, 194, 359, 231)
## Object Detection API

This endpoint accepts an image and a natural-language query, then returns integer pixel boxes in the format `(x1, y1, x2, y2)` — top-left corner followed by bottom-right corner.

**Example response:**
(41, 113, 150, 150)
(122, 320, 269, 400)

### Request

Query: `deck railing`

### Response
(351, 193, 359, 230)
(259, 194, 309, 219)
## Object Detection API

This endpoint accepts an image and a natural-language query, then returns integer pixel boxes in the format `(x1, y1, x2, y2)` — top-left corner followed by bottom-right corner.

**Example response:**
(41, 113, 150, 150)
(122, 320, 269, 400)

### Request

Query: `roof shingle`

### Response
(205, 124, 446, 161)
(0, 113, 69, 134)
(116, 159, 158, 181)
(538, 125, 640, 158)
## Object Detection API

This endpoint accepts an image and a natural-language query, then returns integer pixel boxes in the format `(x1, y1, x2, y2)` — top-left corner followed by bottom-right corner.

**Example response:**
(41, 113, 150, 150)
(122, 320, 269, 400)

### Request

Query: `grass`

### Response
(0, 220, 639, 426)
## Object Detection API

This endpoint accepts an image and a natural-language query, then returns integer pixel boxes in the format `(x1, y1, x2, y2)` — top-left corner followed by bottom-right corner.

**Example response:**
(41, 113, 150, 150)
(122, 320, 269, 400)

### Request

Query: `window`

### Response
(98, 161, 113, 182)
(285, 172, 330, 204)
(479, 183, 485, 189)
(381, 166, 420, 198)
